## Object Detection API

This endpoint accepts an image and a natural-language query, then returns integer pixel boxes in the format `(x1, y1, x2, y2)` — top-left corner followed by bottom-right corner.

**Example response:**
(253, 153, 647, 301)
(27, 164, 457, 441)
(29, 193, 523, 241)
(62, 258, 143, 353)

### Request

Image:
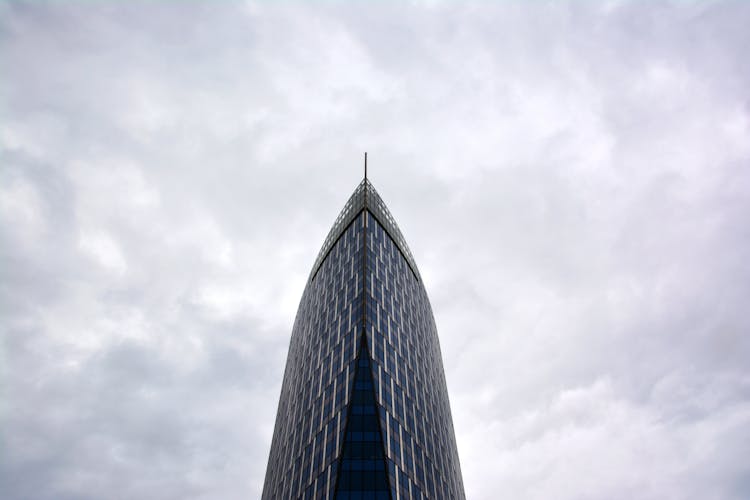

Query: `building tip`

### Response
(364, 152, 368, 181)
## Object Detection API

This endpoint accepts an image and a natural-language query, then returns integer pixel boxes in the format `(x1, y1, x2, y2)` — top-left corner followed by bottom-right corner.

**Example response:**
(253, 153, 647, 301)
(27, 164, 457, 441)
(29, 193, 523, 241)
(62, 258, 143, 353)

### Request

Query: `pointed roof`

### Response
(310, 179, 421, 282)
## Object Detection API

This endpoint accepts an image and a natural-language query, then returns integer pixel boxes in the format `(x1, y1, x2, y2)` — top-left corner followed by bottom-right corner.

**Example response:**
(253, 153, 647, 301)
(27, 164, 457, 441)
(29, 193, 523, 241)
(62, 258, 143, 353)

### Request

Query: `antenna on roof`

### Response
(364, 152, 368, 181)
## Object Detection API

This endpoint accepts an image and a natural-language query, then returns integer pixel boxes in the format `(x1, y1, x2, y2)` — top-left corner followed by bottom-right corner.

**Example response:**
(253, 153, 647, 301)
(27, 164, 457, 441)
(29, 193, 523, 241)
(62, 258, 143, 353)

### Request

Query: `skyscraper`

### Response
(262, 173, 465, 500)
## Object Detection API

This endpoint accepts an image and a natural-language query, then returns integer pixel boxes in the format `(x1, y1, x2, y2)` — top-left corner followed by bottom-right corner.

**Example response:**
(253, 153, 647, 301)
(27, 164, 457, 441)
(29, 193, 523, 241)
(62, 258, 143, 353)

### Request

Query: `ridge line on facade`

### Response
(309, 180, 421, 283)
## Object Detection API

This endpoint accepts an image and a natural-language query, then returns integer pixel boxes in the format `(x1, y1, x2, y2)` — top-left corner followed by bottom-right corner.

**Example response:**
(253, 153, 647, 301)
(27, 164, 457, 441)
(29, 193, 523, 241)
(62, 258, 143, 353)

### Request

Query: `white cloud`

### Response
(1, 1, 749, 499)
(459, 375, 750, 500)
(78, 229, 128, 274)
(0, 177, 47, 247)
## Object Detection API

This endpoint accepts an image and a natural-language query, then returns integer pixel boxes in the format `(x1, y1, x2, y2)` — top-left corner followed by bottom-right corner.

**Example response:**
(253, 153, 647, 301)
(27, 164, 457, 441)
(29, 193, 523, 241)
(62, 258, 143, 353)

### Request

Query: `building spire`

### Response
(364, 152, 368, 181)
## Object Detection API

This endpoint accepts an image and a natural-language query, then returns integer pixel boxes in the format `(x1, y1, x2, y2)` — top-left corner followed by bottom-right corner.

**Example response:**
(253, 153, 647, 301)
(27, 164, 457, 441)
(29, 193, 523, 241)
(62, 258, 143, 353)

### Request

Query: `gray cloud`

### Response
(1, 1, 749, 499)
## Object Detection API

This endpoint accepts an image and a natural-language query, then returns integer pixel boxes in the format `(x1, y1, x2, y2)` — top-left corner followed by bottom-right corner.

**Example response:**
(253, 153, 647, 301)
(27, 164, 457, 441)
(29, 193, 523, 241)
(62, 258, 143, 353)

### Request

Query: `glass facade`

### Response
(263, 180, 465, 500)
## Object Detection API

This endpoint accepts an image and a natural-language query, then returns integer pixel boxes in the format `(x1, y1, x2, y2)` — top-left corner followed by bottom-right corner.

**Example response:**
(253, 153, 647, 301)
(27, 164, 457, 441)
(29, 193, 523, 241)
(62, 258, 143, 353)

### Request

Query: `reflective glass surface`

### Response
(263, 214, 365, 500)
(263, 183, 464, 500)
(364, 211, 464, 500)
(334, 339, 390, 499)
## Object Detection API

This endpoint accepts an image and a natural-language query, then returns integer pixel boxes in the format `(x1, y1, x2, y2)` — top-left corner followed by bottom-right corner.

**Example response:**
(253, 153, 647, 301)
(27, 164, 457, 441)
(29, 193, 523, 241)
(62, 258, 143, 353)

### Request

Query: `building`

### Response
(262, 173, 465, 499)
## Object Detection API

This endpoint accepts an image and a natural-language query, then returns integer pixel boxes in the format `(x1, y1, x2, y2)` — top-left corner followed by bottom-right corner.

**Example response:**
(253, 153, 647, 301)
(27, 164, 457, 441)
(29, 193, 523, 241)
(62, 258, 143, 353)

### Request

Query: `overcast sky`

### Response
(2, 1, 750, 499)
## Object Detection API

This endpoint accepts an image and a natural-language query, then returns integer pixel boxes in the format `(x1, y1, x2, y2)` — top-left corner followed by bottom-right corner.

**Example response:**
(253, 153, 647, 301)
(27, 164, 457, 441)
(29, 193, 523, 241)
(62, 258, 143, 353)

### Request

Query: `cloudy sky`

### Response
(2, 1, 750, 499)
